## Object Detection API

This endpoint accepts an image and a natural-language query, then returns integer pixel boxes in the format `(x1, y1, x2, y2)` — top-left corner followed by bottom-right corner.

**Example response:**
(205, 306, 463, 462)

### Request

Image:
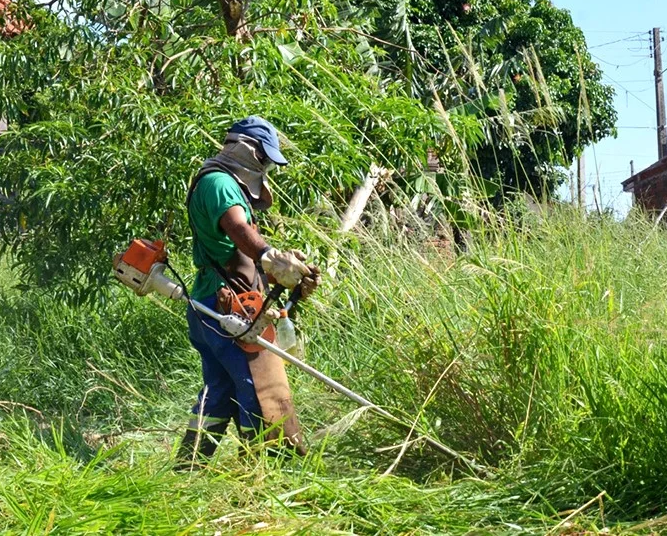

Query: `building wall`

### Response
(1, 0, 25, 133)
(633, 169, 667, 213)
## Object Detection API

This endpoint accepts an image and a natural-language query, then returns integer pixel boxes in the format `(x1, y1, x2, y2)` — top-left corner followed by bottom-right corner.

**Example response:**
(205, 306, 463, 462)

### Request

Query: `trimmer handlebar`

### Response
(265, 274, 308, 314)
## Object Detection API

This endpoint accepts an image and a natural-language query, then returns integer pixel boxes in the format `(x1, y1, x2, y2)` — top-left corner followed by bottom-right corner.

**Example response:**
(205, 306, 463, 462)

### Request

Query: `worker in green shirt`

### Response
(178, 116, 321, 466)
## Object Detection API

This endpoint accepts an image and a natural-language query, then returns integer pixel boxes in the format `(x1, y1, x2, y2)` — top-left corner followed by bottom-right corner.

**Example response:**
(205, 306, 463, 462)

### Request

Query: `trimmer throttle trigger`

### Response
(267, 283, 286, 304)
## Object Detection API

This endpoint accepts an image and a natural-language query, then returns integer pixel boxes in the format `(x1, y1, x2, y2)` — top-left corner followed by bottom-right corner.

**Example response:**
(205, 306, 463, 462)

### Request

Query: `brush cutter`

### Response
(113, 238, 485, 473)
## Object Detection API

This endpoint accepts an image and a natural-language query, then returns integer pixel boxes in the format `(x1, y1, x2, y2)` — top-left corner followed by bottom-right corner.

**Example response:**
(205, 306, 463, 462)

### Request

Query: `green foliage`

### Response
(0, 276, 194, 423)
(0, 420, 568, 534)
(372, 0, 617, 197)
(0, 2, 658, 533)
(302, 207, 667, 516)
(0, 0, 618, 301)
(2, 209, 667, 531)
(0, 0, 448, 301)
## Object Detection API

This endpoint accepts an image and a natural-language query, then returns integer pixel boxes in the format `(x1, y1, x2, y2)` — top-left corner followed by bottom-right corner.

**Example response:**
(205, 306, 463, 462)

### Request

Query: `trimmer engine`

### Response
(113, 239, 184, 300)
(113, 238, 275, 347)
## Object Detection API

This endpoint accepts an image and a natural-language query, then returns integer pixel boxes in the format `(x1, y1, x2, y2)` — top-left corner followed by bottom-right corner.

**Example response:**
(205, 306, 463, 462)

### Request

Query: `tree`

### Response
(0, 0, 449, 302)
(371, 0, 617, 198)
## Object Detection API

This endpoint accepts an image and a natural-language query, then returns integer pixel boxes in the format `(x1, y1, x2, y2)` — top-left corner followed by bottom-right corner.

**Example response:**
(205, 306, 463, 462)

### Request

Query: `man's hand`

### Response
(219, 206, 317, 291)
(260, 248, 311, 289)
(299, 265, 321, 300)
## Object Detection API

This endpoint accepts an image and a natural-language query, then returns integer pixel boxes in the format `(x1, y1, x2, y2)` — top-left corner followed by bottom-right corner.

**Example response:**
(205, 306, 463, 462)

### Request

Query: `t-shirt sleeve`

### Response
(197, 173, 250, 233)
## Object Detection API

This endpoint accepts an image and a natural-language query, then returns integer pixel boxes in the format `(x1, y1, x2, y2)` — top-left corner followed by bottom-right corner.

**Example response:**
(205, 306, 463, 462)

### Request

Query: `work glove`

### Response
(260, 248, 311, 289)
(299, 265, 322, 300)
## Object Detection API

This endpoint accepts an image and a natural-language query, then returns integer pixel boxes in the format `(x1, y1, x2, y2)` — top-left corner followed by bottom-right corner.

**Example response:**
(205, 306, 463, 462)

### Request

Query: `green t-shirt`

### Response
(188, 171, 252, 300)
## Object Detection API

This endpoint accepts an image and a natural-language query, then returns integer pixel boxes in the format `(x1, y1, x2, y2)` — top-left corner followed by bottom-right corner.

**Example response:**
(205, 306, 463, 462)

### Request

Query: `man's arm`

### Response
(219, 205, 313, 289)
(219, 205, 268, 261)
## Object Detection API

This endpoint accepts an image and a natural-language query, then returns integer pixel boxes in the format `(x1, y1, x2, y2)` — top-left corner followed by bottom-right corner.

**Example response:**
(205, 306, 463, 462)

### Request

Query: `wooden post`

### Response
(653, 28, 667, 159)
(327, 164, 390, 278)
(629, 160, 636, 206)
(339, 164, 387, 232)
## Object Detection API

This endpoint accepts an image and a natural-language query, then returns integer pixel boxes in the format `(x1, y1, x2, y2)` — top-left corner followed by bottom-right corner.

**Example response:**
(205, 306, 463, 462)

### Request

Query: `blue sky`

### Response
(553, 0, 665, 216)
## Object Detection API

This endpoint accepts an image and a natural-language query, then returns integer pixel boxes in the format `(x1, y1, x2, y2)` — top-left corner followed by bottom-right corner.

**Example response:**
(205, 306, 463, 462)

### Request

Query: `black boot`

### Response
(174, 420, 229, 471)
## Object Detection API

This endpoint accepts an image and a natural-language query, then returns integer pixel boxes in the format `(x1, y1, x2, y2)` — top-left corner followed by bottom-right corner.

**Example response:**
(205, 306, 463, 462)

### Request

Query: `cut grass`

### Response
(0, 416, 611, 535)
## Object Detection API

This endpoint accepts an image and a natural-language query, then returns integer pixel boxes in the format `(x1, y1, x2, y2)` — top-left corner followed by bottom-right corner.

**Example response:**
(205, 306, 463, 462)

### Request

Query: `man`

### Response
(178, 116, 321, 465)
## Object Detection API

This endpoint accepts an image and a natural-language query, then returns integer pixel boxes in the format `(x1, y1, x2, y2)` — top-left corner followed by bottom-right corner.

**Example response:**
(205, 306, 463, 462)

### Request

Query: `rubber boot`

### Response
(174, 418, 229, 471)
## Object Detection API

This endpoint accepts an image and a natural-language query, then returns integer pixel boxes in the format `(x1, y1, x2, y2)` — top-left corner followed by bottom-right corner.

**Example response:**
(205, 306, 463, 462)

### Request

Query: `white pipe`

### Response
(257, 336, 395, 420)
(256, 336, 483, 470)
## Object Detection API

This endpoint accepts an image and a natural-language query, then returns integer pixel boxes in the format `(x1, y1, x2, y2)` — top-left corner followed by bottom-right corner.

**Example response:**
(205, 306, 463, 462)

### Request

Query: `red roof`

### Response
(1, 0, 27, 38)
(622, 156, 667, 193)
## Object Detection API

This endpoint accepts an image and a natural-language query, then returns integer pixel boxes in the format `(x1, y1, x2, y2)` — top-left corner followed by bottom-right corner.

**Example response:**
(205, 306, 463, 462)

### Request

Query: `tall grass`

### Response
(2, 206, 667, 533)
(305, 207, 667, 508)
(0, 263, 195, 427)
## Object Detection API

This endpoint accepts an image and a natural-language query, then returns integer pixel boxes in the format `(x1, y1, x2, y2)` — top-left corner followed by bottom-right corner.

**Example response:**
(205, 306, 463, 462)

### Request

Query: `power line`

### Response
(589, 32, 647, 49)
(589, 169, 635, 176)
(608, 84, 652, 93)
(596, 152, 657, 157)
(610, 79, 654, 83)
(585, 30, 649, 34)
(591, 53, 651, 68)
(602, 71, 656, 112)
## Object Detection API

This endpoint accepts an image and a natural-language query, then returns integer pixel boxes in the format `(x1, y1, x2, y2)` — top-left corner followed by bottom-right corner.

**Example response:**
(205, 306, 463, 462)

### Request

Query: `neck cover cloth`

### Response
(190, 133, 273, 211)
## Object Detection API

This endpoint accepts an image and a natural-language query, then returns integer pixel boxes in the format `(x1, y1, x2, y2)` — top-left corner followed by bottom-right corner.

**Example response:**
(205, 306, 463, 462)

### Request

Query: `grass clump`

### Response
(302, 207, 667, 516)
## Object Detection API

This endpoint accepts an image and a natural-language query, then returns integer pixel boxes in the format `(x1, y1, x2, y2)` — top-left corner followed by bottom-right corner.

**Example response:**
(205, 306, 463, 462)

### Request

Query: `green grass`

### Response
(2, 206, 667, 534)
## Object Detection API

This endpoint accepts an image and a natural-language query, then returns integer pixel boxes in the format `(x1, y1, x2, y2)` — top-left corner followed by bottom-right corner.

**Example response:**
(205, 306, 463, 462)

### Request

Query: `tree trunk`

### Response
(327, 164, 390, 278)
(219, 0, 251, 40)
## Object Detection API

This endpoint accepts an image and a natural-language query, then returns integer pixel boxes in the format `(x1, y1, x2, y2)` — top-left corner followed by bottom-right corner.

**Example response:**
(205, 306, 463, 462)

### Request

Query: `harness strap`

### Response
(186, 172, 266, 293)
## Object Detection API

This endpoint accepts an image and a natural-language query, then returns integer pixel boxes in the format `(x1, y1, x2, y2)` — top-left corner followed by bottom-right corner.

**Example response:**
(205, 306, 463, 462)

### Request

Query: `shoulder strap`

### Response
(186, 173, 233, 287)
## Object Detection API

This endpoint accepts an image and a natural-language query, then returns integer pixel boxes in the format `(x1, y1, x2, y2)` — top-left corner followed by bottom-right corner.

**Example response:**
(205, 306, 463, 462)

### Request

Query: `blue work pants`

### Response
(186, 295, 262, 431)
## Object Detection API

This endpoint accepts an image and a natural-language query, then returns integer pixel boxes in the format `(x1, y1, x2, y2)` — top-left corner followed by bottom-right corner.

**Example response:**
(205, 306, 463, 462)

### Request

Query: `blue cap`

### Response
(229, 116, 288, 166)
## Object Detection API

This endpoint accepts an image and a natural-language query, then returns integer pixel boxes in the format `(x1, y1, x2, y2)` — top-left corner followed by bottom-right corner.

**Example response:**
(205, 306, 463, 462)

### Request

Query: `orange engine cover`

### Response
(121, 239, 167, 274)
(232, 291, 276, 353)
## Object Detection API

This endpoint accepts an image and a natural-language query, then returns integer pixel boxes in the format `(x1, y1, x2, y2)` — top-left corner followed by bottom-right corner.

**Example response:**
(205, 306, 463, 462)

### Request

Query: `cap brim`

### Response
(261, 142, 288, 166)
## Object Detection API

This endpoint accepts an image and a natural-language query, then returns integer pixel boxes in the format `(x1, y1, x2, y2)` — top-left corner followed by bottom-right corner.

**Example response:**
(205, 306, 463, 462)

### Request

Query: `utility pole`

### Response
(577, 154, 586, 212)
(653, 28, 667, 159)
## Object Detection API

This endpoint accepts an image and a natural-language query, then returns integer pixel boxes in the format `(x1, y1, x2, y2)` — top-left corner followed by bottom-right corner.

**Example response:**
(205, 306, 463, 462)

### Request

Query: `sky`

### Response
(553, 0, 666, 216)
